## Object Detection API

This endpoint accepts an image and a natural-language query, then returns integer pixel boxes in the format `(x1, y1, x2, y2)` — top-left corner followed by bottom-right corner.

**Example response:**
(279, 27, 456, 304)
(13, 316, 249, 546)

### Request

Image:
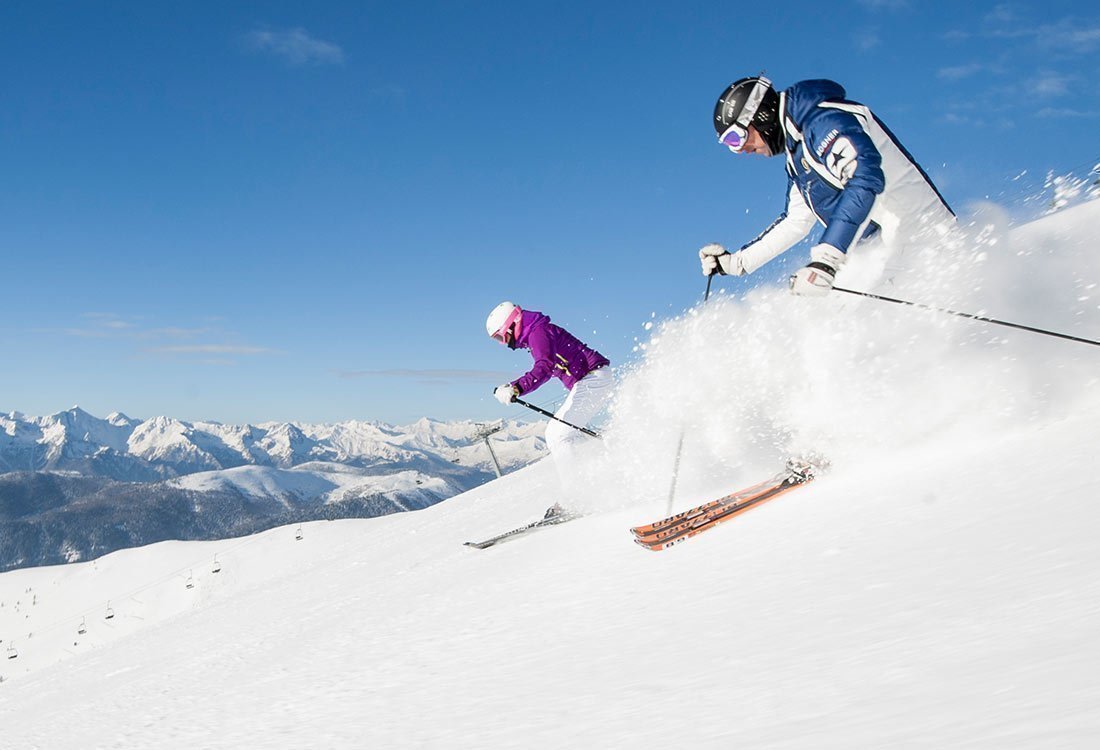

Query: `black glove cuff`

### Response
(805, 261, 836, 275)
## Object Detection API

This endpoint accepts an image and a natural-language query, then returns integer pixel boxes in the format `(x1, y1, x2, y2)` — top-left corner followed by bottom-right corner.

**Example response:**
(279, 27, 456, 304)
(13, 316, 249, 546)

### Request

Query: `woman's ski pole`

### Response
(514, 398, 602, 439)
(832, 286, 1100, 348)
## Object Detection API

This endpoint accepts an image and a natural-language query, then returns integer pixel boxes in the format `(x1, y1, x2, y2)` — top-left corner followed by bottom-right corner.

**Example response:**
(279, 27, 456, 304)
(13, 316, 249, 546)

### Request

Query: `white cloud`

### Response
(1029, 72, 1072, 98)
(55, 314, 276, 363)
(981, 11, 1100, 54)
(62, 314, 210, 340)
(146, 345, 278, 355)
(938, 63, 986, 80)
(1036, 107, 1100, 119)
(855, 28, 882, 51)
(984, 3, 1020, 25)
(856, 0, 909, 9)
(938, 8, 1099, 127)
(938, 112, 981, 126)
(337, 369, 515, 384)
(244, 27, 345, 66)
(79, 313, 137, 331)
(1036, 22, 1100, 53)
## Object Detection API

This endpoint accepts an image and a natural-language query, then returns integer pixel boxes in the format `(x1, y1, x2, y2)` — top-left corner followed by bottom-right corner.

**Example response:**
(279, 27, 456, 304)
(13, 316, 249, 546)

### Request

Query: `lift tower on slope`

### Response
(474, 421, 505, 478)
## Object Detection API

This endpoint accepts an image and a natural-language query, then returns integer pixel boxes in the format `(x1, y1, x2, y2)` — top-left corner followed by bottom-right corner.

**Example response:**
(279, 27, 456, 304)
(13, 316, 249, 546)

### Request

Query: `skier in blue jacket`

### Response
(699, 76, 955, 295)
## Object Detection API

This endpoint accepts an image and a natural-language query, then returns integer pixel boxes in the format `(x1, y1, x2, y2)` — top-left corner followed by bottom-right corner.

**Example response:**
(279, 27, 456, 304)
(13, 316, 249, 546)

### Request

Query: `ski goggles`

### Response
(491, 307, 523, 344)
(717, 124, 748, 152)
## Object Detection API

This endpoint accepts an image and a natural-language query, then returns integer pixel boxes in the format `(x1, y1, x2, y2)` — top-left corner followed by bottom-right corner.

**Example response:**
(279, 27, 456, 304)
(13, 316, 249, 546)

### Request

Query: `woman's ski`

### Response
(464, 507, 579, 549)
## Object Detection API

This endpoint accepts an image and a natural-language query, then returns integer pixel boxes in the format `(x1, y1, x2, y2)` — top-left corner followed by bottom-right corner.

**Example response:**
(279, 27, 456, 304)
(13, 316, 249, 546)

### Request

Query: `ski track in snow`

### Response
(1, 201, 1099, 747)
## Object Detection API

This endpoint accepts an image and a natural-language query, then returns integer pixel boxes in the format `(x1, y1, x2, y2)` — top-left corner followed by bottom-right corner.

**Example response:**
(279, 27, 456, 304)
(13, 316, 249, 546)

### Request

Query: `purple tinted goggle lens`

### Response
(718, 124, 747, 152)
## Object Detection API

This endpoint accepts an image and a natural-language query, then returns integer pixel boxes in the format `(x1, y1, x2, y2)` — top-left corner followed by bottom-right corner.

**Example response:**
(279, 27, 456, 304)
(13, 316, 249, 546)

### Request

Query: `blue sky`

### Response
(1, 0, 1098, 425)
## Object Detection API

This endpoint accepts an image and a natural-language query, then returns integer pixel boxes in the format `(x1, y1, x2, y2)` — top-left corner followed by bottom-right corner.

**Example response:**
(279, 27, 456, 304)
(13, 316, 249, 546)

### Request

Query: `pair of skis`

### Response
(463, 459, 819, 551)
(631, 459, 818, 551)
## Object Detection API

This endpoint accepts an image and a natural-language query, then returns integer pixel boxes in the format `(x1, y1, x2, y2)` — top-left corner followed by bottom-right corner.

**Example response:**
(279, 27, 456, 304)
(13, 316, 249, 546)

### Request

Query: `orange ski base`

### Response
(633, 474, 812, 551)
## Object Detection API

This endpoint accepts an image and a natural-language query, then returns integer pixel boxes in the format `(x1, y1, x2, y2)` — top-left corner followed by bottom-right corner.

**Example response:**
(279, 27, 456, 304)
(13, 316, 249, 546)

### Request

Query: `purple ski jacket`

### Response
(510, 310, 610, 395)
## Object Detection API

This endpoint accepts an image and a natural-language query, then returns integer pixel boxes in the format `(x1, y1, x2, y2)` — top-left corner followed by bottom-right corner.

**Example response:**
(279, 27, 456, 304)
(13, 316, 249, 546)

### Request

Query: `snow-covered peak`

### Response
(0, 409, 546, 481)
(105, 412, 136, 427)
(36, 405, 135, 457)
(127, 415, 190, 447)
(254, 422, 330, 467)
(126, 416, 220, 471)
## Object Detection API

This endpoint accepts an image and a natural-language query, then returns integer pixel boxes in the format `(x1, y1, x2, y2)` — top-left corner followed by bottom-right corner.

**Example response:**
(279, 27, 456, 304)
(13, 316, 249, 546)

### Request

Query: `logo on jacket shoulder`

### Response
(816, 129, 840, 158)
(825, 137, 858, 184)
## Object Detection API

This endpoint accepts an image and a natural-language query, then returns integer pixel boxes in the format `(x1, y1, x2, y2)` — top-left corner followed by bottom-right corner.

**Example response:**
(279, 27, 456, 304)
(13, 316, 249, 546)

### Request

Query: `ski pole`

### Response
(665, 275, 714, 515)
(514, 398, 602, 439)
(832, 286, 1100, 348)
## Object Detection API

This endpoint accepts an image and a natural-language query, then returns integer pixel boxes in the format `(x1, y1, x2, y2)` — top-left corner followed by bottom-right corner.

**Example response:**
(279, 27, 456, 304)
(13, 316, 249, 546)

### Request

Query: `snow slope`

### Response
(1, 200, 1099, 747)
(170, 462, 451, 506)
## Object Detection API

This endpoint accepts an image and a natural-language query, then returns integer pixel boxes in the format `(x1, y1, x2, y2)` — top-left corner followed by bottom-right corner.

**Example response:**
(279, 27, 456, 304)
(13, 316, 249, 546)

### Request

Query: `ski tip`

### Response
(786, 453, 830, 480)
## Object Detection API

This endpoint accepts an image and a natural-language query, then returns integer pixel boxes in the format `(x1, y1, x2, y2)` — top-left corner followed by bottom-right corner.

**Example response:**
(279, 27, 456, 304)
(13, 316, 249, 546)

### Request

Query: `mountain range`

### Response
(0, 407, 546, 571)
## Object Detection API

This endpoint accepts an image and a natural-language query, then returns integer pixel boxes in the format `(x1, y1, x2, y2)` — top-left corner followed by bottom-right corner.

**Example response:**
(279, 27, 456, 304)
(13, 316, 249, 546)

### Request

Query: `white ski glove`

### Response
(698, 243, 747, 277)
(494, 384, 519, 405)
(789, 244, 846, 297)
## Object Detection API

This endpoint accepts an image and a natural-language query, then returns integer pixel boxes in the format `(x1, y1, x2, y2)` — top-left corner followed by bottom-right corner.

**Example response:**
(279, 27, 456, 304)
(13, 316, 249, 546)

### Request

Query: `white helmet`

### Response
(485, 301, 523, 345)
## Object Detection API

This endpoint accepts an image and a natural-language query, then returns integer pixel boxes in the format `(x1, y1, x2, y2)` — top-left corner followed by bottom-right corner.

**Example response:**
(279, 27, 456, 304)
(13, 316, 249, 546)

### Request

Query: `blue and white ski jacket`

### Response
(737, 79, 954, 274)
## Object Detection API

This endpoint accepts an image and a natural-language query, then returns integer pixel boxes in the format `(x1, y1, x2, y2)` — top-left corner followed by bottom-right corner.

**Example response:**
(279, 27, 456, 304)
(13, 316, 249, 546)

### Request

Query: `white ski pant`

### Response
(545, 367, 614, 489)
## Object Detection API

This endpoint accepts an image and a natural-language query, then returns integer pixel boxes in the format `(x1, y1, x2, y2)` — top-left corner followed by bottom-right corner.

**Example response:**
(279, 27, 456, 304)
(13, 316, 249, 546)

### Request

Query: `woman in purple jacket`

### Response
(485, 301, 614, 487)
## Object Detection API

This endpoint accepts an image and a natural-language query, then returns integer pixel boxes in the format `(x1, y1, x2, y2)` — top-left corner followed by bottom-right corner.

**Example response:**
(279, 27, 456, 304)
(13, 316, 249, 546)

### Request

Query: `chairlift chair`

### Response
(78, 617, 87, 635)
(104, 601, 115, 620)
(185, 570, 195, 589)
(211, 554, 221, 574)
(295, 525, 303, 541)
(5, 644, 16, 660)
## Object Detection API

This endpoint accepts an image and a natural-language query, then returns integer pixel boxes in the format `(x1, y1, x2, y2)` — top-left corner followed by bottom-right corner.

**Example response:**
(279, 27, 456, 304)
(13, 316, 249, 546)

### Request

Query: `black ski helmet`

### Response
(713, 76, 784, 155)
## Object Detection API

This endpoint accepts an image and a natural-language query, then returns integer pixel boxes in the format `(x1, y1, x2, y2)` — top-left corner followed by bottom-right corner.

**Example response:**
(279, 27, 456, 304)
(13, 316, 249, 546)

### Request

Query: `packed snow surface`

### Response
(1, 201, 1099, 746)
